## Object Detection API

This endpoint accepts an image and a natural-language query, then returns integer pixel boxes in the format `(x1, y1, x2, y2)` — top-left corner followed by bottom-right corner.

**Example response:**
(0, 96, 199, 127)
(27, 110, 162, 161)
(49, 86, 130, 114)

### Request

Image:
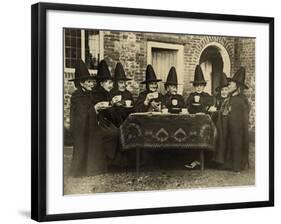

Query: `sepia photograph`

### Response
(63, 28, 256, 195)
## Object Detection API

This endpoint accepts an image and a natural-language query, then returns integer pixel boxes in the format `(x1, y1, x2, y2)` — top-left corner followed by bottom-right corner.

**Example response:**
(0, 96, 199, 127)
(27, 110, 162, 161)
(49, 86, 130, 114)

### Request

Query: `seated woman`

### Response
(163, 66, 185, 113)
(110, 62, 134, 127)
(69, 59, 107, 176)
(92, 60, 119, 165)
(186, 65, 215, 114)
(135, 64, 164, 112)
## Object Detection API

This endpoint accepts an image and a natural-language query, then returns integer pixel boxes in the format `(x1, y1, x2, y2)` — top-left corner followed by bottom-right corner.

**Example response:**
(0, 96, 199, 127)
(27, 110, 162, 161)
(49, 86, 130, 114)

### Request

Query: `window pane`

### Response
(70, 29, 77, 36)
(65, 59, 71, 68)
(65, 47, 71, 57)
(65, 29, 70, 36)
(65, 37, 70, 46)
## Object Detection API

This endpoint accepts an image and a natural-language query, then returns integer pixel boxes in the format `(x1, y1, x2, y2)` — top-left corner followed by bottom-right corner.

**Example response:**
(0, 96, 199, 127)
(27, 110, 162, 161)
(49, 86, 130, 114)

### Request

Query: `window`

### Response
(65, 29, 81, 68)
(64, 28, 103, 70)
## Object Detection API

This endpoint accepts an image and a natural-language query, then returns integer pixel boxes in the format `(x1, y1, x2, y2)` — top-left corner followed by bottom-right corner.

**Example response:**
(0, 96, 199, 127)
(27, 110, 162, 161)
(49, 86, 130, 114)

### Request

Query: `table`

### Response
(120, 113, 217, 172)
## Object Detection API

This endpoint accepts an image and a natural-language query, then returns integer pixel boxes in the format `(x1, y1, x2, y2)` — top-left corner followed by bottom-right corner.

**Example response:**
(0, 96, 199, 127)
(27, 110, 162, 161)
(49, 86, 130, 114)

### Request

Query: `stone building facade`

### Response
(64, 29, 255, 141)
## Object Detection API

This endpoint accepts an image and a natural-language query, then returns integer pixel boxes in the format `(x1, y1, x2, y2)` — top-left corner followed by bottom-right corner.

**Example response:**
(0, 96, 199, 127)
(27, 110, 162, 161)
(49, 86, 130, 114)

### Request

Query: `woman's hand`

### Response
(111, 95, 122, 105)
(94, 102, 104, 112)
(144, 93, 155, 105)
(208, 105, 217, 112)
(150, 101, 159, 110)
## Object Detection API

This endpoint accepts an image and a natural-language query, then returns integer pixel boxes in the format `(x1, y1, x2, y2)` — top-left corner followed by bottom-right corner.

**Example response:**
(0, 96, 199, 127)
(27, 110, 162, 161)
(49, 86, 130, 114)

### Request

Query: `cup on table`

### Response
(181, 108, 188, 114)
(162, 108, 168, 114)
(125, 100, 132, 107)
(194, 95, 200, 103)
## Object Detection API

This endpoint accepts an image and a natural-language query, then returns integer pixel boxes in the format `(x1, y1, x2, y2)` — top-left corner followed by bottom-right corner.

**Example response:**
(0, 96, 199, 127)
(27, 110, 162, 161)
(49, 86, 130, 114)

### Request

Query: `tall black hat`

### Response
(69, 59, 96, 81)
(215, 72, 229, 91)
(141, 64, 162, 84)
(228, 67, 249, 89)
(96, 60, 113, 81)
(190, 65, 207, 85)
(114, 62, 132, 81)
(165, 66, 179, 85)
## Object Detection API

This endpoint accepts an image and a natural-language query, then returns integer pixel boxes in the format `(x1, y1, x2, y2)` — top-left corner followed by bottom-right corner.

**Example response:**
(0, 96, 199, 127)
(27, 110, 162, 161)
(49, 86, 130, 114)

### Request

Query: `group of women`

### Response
(69, 58, 250, 177)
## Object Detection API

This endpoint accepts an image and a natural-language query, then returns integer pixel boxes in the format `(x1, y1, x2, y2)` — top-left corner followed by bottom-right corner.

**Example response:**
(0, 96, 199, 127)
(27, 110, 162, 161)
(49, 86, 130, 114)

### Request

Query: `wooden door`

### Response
(152, 48, 177, 94)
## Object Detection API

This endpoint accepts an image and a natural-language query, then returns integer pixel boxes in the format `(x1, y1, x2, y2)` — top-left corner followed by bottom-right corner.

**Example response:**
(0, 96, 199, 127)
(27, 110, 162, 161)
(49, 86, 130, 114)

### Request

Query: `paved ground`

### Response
(64, 144, 255, 195)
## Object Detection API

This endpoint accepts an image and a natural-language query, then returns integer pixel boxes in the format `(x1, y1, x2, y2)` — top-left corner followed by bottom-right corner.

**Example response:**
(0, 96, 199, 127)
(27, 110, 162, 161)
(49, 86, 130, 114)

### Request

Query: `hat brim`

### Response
(114, 78, 132, 81)
(164, 82, 183, 85)
(215, 84, 229, 92)
(97, 77, 114, 81)
(227, 78, 249, 89)
(69, 76, 97, 81)
(190, 81, 207, 85)
(141, 79, 162, 84)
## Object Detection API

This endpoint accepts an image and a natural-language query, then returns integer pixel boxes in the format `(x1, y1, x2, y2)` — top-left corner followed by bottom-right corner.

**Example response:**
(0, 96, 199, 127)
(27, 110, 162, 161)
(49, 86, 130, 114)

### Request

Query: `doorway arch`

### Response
(197, 42, 231, 94)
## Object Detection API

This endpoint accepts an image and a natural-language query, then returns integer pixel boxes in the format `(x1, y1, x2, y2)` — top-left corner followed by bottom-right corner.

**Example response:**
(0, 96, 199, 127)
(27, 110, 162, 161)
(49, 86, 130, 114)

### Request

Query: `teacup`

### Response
(125, 100, 132, 107)
(181, 108, 188, 114)
(194, 95, 200, 103)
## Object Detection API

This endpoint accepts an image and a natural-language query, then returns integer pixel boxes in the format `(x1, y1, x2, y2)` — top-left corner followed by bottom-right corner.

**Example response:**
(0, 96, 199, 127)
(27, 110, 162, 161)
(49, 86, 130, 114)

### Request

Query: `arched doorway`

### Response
(198, 42, 231, 94)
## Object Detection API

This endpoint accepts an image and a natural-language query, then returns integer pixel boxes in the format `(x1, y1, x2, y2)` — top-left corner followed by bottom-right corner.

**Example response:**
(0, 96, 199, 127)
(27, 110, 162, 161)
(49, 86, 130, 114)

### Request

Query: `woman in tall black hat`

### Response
(186, 65, 214, 114)
(163, 66, 185, 112)
(221, 67, 250, 172)
(211, 72, 230, 167)
(211, 72, 229, 122)
(135, 64, 164, 112)
(109, 62, 134, 127)
(91, 60, 119, 165)
(69, 59, 107, 176)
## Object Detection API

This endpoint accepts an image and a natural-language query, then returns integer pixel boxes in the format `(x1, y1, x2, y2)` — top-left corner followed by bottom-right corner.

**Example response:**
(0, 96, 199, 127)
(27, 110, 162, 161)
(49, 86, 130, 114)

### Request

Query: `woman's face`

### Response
(117, 80, 126, 92)
(148, 82, 158, 92)
(80, 79, 96, 91)
(100, 79, 113, 92)
(167, 85, 178, 95)
(194, 84, 205, 93)
(220, 86, 229, 98)
(228, 81, 237, 93)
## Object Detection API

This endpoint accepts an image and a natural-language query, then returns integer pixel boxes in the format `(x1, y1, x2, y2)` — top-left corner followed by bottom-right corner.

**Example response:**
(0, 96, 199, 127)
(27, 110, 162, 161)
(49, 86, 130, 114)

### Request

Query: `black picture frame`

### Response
(31, 2, 274, 222)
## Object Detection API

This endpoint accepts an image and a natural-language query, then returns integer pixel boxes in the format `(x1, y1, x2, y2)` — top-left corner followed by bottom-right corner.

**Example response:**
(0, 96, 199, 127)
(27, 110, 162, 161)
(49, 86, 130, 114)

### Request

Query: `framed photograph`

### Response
(31, 2, 274, 222)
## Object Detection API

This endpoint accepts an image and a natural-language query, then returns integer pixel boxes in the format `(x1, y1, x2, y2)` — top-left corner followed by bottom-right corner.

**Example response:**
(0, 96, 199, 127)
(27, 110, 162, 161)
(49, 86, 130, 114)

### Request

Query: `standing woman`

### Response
(69, 59, 107, 176)
(212, 72, 230, 166)
(224, 67, 250, 172)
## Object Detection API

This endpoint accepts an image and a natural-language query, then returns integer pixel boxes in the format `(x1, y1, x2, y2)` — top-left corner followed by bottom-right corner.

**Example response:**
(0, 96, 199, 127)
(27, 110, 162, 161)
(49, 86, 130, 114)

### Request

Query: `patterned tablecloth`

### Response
(120, 113, 217, 151)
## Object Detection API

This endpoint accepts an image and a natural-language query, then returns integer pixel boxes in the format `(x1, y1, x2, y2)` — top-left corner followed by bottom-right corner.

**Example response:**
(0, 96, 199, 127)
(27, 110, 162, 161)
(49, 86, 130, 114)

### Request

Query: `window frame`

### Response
(64, 29, 104, 74)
